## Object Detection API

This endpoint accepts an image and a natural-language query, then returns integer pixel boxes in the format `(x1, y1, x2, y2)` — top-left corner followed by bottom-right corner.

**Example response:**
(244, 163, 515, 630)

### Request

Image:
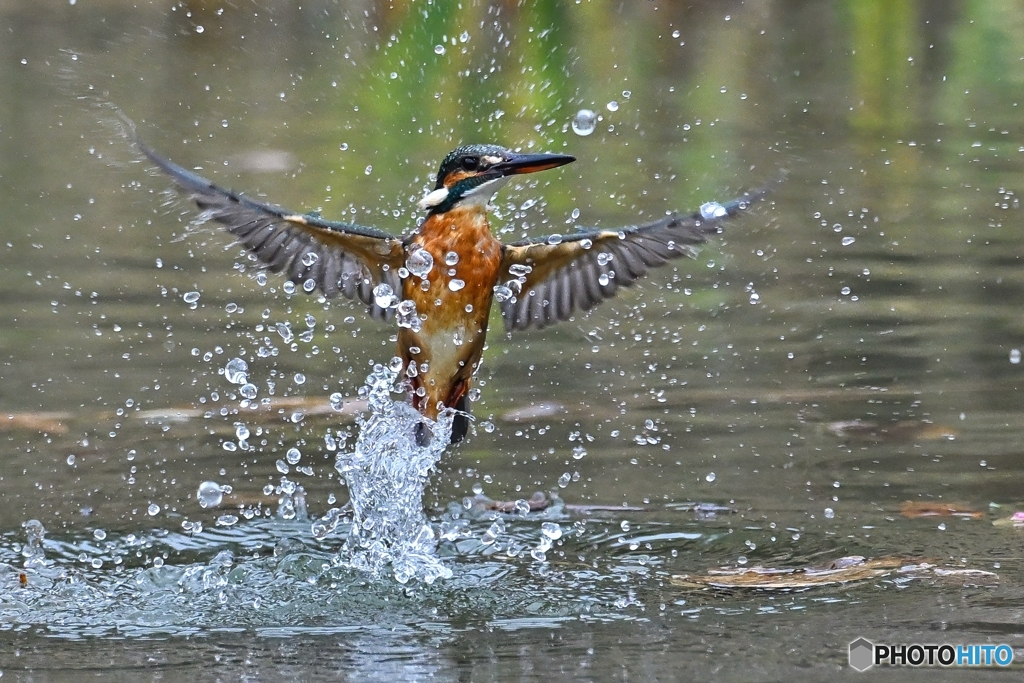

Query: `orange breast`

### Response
(398, 206, 503, 417)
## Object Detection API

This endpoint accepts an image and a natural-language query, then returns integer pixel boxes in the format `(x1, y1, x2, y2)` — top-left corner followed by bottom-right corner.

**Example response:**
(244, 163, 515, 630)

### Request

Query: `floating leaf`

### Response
(670, 556, 995, 591)
(0, 412, 69, 434)
(900, 501, 984, 519)
(826, 419, 956, 443)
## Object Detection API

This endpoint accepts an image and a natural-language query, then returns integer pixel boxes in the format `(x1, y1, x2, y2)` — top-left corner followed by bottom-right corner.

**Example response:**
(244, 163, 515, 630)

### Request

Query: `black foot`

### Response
(450, 394, 470, 444)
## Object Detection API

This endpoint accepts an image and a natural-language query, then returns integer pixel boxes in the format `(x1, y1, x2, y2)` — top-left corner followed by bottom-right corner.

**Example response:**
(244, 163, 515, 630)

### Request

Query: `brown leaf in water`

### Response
(135, 396, 368, 427)
(900, 501, 984, 519)
(670, 556, 996, 591)
(826, 419, 956, 443)
(217, 492, 277, 509)
(472, 491, 553, 514)
(0, 412, 70, 434)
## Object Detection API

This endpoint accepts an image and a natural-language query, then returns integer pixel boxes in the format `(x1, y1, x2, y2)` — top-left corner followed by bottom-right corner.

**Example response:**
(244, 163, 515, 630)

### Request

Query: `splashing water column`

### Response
(329, 359, 454, 584)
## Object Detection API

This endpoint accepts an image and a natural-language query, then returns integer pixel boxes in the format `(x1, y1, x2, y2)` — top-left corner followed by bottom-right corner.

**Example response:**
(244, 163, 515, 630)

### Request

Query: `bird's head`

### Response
(417, 144, 575, 213)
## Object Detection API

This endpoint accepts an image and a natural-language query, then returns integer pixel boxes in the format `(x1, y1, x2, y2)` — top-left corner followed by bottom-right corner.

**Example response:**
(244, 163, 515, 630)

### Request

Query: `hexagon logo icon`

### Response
(849, 638, 874, 671)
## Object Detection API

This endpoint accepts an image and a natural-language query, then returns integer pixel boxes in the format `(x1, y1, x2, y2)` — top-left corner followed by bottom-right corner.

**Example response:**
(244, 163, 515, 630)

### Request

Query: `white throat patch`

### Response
(460, 175, 510, 208)
(417, 187, 450, 211)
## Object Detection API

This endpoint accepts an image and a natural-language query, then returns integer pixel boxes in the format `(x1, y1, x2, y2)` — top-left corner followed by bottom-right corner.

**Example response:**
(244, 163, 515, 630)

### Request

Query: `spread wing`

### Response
(137, 139, 405, 320)
(498, 190, 768, 331)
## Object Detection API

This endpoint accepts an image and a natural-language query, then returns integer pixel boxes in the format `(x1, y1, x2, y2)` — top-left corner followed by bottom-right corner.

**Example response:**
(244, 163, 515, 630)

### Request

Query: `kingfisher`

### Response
(135, 135, 764, 444)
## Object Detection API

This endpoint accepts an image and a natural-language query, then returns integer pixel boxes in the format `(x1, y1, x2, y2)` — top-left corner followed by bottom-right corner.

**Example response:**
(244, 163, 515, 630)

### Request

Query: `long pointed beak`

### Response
(495, 152, 576, 176)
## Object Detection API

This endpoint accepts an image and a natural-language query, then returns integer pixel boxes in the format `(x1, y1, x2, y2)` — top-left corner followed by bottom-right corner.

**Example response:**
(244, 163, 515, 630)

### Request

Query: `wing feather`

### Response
(498, 188, 769, 331)
(137, 137, 404, 319)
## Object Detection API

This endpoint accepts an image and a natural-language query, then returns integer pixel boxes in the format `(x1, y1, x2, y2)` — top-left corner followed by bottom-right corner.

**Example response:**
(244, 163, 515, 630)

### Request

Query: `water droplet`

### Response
(183, 291, 200, 304)
(705, 472, 716, 482)
(396, 299, 422, 331)
(606, 100, 619, 112)
(373, 283, 397, 308)
(699, 201, 728, 220)
(66, 454, 76, 466)
(546, 234, 563, 245)
(216, 514, 238, 527)
(294, 373, 306, 385)
(444, 251, 459, 266)
(842, 236, 856, 246)
(541, 522, 563, 540)
(224, 358, 248, 385)
(312, 507, 345, 540)
(434, 44, 445, 55)
(93, 529, 106, 541)
(1011, 349, 1021, 365)
(824, 508, 835, 519)
(840, 286, 852, 296)
(405, 247, 434, 278)
(239, 383, 258, 399)
(197, 481, 224, 508)
(286, 447, 302, 465)
(448, 279, 466, 292)
(148, 503, 160, 516)
(571, 109, 597, 136)
(235, 424, 250, 440)
(493, 285, 513, 302)
(508, 263, 533, 278)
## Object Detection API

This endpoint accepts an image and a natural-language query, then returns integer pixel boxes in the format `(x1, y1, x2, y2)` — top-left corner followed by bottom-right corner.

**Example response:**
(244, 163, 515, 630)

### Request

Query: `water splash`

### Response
(331, 359, 453, 584)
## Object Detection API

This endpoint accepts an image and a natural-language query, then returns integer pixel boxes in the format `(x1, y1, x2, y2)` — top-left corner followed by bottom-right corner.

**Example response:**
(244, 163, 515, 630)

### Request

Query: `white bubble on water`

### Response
(541, 522, 562, 540)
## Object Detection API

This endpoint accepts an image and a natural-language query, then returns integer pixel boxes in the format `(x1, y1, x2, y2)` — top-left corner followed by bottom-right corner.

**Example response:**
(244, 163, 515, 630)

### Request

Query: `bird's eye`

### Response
(461, 156, 479, 170)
